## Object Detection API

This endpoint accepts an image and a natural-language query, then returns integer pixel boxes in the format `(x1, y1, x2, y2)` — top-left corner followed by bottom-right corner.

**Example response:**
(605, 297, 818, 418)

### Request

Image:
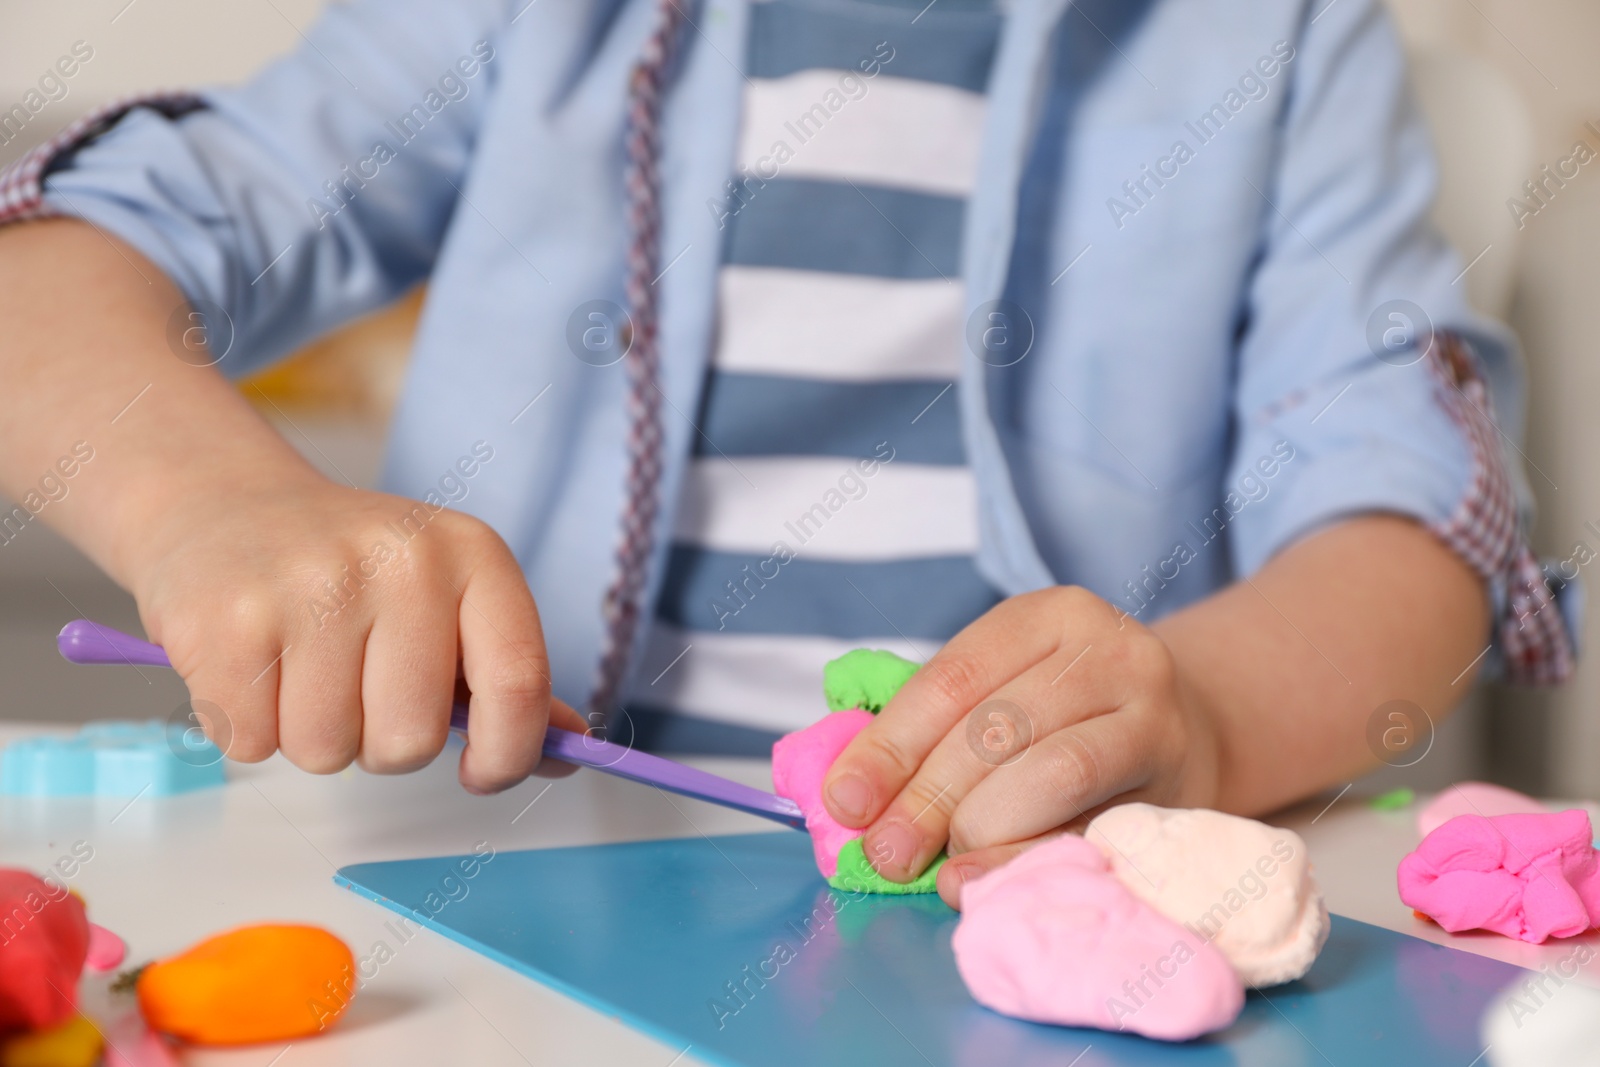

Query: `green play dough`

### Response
(1369, 787, 1415, 811)
(827, 837, 946, 895)
(823, 649, 919, 713)
(814, 648, 937, 896)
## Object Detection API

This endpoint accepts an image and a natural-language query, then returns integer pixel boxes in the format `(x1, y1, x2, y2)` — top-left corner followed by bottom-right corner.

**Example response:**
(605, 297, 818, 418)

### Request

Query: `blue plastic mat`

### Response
(336, 831, 1519, 1066)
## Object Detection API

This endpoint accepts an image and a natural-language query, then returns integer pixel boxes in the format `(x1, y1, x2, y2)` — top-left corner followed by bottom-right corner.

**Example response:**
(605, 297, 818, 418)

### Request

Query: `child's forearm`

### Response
(0, 218, 320, 590)
(1154, 514, 1490, 816)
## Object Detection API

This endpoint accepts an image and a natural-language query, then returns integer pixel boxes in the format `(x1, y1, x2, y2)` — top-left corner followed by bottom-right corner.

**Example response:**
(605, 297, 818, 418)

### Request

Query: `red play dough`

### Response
(0, 869, 90, 1033)
(952, 835, 1244, 1041)
(772, 709, 874, 878)
(1398, 809, 1600, 943)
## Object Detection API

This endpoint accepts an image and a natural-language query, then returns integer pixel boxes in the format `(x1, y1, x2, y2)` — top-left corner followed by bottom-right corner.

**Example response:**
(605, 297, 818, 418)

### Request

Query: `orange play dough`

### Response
(137, 924, 354, 1045)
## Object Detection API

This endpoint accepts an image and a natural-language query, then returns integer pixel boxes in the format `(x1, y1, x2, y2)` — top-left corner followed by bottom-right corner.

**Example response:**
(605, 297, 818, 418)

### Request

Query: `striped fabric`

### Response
(621, 0, 1007, 753)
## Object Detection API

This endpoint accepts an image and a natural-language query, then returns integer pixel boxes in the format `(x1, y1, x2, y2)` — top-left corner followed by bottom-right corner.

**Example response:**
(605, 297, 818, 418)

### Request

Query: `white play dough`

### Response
(1484, 975, 1600, 1067)
(1087, 803, 1330, 988)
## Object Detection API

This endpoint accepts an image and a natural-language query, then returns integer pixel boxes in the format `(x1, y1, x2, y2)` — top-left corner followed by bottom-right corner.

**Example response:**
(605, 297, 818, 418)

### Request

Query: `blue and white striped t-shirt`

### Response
(624, 0, 1005, 753)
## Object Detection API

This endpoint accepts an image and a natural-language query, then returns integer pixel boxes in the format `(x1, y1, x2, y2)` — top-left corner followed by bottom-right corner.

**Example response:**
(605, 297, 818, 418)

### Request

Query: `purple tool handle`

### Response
(57, 619, 806, 831)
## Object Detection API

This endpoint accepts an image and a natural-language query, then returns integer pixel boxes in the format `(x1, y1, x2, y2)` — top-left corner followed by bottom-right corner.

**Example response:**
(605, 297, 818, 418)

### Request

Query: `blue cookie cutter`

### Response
(0, 720, 226, 797)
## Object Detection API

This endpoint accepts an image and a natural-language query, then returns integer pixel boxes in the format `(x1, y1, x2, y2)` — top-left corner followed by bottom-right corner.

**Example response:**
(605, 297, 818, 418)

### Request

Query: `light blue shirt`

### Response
(43, 0, 1529, 713)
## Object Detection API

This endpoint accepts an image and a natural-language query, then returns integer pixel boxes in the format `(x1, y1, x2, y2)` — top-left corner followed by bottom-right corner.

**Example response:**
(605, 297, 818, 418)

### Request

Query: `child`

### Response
(0, 0, 1571, 905)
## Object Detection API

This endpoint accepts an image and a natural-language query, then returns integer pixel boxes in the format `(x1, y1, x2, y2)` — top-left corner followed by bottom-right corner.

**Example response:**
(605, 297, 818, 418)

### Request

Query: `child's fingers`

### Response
(276, 618, 368, 774)
(822, 589, 1083, 829)
(849, 715, 1000, 884)
(169, 605, 281, 763)
(948, 708, 1161, 854)
(928, 710, 1177, 908)
(455, 534, 554, 794)
(530, 698, 587, 779)
(855, 640, 1119, 882)
(357, 580, 457, 774)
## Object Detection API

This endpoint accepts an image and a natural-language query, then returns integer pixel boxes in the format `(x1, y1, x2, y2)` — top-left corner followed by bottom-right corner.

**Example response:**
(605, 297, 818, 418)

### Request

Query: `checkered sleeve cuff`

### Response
(1426, 332, 1574, 686)
(0, 92, 206, 227)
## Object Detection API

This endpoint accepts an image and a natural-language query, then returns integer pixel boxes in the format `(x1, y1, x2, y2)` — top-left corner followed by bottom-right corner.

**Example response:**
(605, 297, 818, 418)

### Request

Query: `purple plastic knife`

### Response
(56, 619, 807, 831)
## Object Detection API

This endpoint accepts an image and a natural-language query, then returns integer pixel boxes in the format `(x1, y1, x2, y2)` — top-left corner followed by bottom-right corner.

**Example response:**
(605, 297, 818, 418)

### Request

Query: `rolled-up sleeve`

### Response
(7, 0, 510, 376)
(1228, 0, 1572, 684)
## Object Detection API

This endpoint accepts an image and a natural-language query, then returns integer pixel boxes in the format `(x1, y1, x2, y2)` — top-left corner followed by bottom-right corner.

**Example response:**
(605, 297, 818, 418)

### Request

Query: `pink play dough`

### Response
(84, 921, 126, 972)
(1417, 782, 1547, 837)
(771, 709, 873, 878)
(1398, 809, 1600, 943)
(952, 834, 1244, 1041)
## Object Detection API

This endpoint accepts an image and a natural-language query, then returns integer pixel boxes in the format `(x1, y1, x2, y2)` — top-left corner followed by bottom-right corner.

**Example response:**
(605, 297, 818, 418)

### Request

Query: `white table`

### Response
(2, 722, 1595, 1066)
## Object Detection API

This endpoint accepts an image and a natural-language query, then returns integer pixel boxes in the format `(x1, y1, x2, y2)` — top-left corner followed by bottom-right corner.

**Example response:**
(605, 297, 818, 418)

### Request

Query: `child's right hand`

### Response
(0, 221, 578, 794)
(129, 472, 584, 793)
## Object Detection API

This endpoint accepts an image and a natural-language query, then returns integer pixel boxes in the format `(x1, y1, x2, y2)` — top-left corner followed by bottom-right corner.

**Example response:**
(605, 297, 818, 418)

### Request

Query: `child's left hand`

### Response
(820, 586, 1221, 908)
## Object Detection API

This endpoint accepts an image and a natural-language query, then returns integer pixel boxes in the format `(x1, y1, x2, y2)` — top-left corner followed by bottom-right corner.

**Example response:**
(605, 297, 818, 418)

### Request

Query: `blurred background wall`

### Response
(0, 0, 1595, 797)
(1382, 0, 1600, 799)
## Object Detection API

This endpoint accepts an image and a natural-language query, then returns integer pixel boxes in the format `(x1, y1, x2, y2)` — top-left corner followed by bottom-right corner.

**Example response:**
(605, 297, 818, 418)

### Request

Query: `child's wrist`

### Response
(1170, 668, 1225, 811)
(113, 452, 327, 591)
